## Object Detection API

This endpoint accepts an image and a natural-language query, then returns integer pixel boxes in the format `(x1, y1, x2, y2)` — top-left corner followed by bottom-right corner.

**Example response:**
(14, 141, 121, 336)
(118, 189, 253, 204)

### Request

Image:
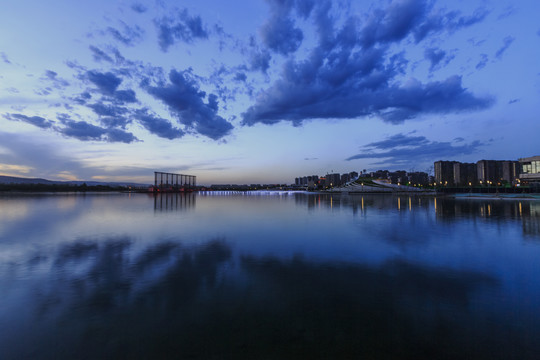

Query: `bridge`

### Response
(153, 171, 196, 192)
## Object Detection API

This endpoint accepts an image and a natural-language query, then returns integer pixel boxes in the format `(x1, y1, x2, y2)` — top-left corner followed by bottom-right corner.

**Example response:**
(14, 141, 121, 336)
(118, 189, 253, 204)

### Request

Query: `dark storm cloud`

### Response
(242, 0, 492, 127)
(4, 113, 54, 129)
(424, 47, 454, 71)
(495, 36, 515, 59)
(346, 133, 483, 165)
(155, 9, 209, 52)
(107, 22, 144, 46)
(134, 109, 185, 140)
(87, 70, 122, 95)
(144, 69, 233, 140)
(59, 119, 137, 143)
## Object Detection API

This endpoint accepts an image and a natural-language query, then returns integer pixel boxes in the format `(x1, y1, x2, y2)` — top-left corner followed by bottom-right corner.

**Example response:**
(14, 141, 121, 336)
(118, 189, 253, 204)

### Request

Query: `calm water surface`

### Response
(1, 192, 540, 359)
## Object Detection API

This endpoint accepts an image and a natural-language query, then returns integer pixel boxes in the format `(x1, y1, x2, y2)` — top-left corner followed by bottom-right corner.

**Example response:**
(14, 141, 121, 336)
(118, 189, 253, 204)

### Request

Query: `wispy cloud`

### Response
(346, 133, 483, 167)
(495, 36, 515, 59)
(4, 113, 54, 129)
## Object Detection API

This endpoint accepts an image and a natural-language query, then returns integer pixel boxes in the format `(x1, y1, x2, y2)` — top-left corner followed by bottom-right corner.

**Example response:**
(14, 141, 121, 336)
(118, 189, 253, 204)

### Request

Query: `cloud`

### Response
(363, 133, 429, 150)
(87, 102, 128, 117)
(424, 47, 454, 72)
(242, 1, 492, 127)
(495, 36, 515, 59)
(134, 109, 185, 140)
(234, 72, 247, 82)
(105, 128, 138, 143)
(85, 70, 137, 104)
(89, 46, 113, 63)
(346, 133, 483, 166)
(0, 132, 143, 180)
(360, 0, 428, 48)
(155, 9, 209, 52)
(497, 6, 516, 20)
(476, 54, 488, 70)
(107, 22, 144, 46)
(260, 16, 303, 55)
(4, 113, 54, 129)
(43, 70, 70, 88)
(85, 102, 131, 129)
(87, 70, 122, 95)
(0, 52, 11, 64)
(0, 132, 88, 179)
(73, 91, 92, 105)
(89, 46, 127, 65)
(113, 89, 138, 104)
(144, 69, 233, 140)
(131, 3, 147, 13)
(413, 6, 489, 42)
(249, 49, 271, 73)
(58, 118, 137, 143)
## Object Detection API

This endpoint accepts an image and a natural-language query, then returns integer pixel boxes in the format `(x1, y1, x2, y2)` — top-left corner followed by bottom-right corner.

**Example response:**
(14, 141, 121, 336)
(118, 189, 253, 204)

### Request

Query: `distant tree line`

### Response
(0, 183, 129, 192)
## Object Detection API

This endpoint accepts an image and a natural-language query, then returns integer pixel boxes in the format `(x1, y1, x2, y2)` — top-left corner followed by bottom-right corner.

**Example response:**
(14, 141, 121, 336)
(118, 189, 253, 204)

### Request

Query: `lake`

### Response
(1, 192, 539, 359)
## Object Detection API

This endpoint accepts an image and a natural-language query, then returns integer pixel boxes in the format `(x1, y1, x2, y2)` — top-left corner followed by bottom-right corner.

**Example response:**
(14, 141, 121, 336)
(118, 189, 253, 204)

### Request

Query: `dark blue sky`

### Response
(0, 0, 538, 184)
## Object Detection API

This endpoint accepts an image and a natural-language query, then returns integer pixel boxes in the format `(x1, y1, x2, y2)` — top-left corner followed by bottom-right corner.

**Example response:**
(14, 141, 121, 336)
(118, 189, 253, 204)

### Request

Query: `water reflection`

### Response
(1, 194, 540, 359)
(6, 235, 531, 359)
(153, 193, 196, 212)
(293, 193, 540, 238)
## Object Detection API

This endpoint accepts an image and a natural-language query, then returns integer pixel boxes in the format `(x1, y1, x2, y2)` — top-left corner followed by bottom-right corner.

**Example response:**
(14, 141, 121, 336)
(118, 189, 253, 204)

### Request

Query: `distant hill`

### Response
(0, 175, 149, 188)
(0, 176, 56, 185)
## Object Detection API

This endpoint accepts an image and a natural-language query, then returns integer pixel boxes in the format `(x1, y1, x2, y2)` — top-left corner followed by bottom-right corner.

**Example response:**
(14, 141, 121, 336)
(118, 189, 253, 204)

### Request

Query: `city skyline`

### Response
(1, 0, 539, 184)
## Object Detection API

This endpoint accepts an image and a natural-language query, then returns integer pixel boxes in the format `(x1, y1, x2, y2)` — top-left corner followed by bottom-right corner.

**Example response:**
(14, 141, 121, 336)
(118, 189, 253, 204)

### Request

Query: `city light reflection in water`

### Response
(0, 193, 540, 359)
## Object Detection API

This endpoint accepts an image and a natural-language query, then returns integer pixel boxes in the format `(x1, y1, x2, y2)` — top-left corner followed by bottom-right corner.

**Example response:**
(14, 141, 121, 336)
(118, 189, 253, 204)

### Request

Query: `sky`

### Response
(0, 0, 539, 185)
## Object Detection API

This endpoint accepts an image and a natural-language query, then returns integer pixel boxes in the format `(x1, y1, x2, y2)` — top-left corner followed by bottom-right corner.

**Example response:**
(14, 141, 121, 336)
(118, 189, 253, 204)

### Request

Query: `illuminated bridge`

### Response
(153, 171, 196, 192)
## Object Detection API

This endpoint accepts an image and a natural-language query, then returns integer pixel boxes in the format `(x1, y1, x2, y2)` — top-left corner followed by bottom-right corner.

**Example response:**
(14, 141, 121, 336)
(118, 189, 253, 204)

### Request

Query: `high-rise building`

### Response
(453, 162, 477, 186)
(434, 161, 457, 185)
(477, 160, 520, 185)
(501, 161, 520, 184)
(325, 173, 341, 187)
